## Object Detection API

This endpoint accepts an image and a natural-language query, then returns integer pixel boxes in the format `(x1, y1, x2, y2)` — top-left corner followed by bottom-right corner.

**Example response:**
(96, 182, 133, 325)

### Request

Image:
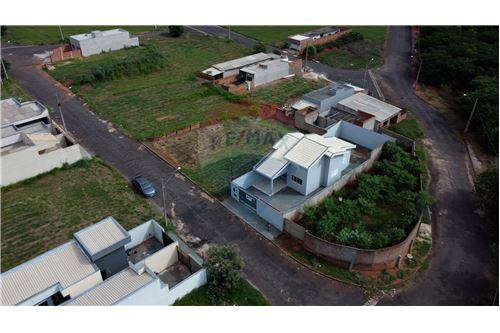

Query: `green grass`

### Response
(389, 116, 424, 140)
(3, 26, 162, 45)
(174, 277, 269, 305)
(0, 159, 161, 272)
(49, 34, 252, 140)
(227, 26, 325, 47)
(250, 77, 328, 105)
(319, 26, 387, 69)
(0, 79, 31, 100)
(152, 117, 292, 196)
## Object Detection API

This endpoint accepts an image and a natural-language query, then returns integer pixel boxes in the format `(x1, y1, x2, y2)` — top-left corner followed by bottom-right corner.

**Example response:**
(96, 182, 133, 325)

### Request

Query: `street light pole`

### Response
(58, 26, 64, 41)
(415, 59, 423, 86)
(363, 57, 374, 88)
(1, 59, 8, 81)
(55, 93, 68, 132)
(162, 167, 181, 227)
(228, 26, 231, 40)
(464, 97, 479, 134)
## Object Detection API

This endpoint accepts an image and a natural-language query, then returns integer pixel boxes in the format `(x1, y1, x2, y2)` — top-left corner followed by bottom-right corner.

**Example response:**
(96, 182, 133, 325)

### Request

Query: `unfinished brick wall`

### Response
(50, 46, 82, 63)
(291, 28, 352, 53)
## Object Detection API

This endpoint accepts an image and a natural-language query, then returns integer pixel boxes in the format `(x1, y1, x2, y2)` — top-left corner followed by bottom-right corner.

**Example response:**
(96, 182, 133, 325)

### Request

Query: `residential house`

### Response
(288, 27, 351, 53)
(336, 93, 406, 129)
(0, 217, 206, 306)
(228, 121, 391, 235)
(1, 98, 89, 186)
(200, 52, 278, 81)
(69, 29, 139, 57)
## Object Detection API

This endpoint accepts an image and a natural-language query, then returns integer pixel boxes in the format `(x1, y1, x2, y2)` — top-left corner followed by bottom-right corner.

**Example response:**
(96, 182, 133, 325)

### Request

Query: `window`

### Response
(291, 175, 303, 185)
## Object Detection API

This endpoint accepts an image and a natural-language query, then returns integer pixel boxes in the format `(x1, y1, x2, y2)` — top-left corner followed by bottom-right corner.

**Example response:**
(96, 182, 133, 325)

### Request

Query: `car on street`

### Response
(131, 175, 156, 198)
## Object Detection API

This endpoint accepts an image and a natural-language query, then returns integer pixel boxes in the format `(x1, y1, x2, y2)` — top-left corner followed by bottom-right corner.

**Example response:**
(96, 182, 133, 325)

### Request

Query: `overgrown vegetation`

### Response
(301, 142, 431, 249)
(1, 78, 30, 100)
(49, 34, 251, 140)
(250, 76, 328, 105)
(475, 166, 499, 228)
(318, 26, 387, 69)
(168, 26, 184, 37)
(416, 27, 498, 154)
(70, 45, 166, 85)
(1, 159, 161, 272)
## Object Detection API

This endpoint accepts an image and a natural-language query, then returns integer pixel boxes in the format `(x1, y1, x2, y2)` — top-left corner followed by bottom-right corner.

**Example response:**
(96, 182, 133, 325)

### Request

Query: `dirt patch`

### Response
(149, 122, 226, 168)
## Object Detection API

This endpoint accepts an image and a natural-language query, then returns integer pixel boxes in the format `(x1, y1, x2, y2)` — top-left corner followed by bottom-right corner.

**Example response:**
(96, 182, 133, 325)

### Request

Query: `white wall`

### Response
(73, 33, 139, 57)
(1, 142, 89, 186)
(126, 221, 154, 250)
(116, 269, 207, 305)
(144, 242, 178, 273)
(62, 271, 103, 299)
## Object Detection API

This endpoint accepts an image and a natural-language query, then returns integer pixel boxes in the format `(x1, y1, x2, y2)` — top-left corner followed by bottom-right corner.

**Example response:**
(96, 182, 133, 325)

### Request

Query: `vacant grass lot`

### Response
(150, 117, 292, 196)
(0, 159, 161, 272)
(3, 26, 161, 45)
(320, 26, 388, 69)
(174, 277, 269, 305)
(1, 79, 30, 100)
(49, 34, 253, 140)
(227, 26, 325, 47)
(251, 76, 328, 105)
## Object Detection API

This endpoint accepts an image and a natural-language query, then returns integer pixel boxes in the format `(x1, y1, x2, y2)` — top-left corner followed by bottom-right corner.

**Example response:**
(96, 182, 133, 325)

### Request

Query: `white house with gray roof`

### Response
(0, 217, 206, 306)
(1, 98, 90, 186)
(69, 28, 139, 57)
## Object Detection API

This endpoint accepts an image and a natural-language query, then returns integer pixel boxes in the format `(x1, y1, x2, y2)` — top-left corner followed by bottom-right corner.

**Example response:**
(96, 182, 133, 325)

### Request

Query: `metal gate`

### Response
(239, 189, 257, 210)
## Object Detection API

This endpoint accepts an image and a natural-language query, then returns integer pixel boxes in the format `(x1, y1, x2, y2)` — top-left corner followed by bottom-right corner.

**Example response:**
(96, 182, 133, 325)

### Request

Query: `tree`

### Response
(1, 26, 7, 37)
(168, 26, 184, 37)
(253, 42, 266, 53)
(205, 245, 244, 299)
(475, 166, 499, 224)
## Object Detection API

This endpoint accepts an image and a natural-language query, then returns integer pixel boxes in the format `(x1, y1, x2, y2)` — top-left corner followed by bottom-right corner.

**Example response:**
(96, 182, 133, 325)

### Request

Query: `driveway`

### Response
(1, 43, 366, 306)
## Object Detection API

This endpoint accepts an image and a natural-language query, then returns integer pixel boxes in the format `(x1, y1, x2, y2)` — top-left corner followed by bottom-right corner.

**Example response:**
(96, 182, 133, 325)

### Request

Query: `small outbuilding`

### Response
(69, 28, 139, 57)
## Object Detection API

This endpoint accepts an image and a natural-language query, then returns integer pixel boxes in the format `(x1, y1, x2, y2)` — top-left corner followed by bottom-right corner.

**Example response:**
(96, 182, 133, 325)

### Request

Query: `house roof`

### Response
(284, 134, 355, 169)
(240, 58, 288, 75)
(73, 216, 130, 258)
(0, 241, 99, 305)
(304, 83, 354, 103)
(291, 99, 318, 111)
(289, 27, 341, 41)
(70, 28, 128, 41)
(1, 98, 47, 127)
(337, 93, 402, 122)
(212, 53, 277, 72)
(254, 133, 303, 178)
(64, 268, 154, 306)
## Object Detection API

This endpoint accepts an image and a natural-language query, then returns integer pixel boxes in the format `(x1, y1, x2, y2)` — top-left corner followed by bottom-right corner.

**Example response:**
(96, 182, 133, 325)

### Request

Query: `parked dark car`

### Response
(131, 175, 156, 198)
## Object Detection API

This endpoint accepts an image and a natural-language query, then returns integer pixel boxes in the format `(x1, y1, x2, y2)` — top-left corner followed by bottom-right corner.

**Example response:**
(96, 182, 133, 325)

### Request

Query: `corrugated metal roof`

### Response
(0, 241, 99, 305)
(65, 268, 154, 306)
(338, 93, 402, 122)
(254, 133, 303, 178)
(74, 217, 129, 257)
(284, 134, 355, 169)
(213, 53, 276, 72)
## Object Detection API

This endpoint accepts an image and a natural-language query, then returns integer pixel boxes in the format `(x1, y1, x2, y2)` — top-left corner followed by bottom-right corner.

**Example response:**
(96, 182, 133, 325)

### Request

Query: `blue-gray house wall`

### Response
(303, 86, 355, 112)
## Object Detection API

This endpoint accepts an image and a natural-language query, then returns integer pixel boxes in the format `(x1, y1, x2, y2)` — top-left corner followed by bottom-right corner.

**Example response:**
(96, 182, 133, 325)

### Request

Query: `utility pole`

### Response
(1, 59, 8, 81)
(415, 59, 423, 86)
(55, 93, 68, 132)
(228, 26, 231, 40)
(161, 177, 168, 226)
(464, 97, 479, 134)
(304, 42, 309, 71)
(363, 58, 374, 88)
(58, 26, 64, 42)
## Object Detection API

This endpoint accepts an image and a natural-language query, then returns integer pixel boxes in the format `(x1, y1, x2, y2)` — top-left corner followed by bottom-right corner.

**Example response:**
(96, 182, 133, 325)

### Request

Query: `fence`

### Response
(50, 46, 82, 63)
(378, 127, 416, 156)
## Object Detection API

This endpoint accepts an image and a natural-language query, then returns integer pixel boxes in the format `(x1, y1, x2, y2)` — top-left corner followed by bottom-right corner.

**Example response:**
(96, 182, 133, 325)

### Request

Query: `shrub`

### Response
(205, 245, 244, 299)
(253, 42, 266, 53)
(168, 26, 184, 37)
(76, 44, 166, 85)
(305, 45, 317, 57)
(475, 166, 499, 224)
(328, 31, 364, 48)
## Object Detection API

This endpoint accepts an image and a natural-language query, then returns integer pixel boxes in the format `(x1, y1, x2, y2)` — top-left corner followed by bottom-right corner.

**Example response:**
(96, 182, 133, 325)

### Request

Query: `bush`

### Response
(328, 31, 364, 48)
(76, 44, 166, 85)
(253, 42, 266, 53)
(1, 26, 7, 37)
(168, 26, 184, 37)
(205, 245, 244, 299)
(305, 45, 317, 57)
(475, 166, 499, 224)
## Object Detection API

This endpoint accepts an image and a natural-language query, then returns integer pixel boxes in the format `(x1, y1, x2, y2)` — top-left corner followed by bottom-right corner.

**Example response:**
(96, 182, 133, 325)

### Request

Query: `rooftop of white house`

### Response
(211, 52, 278, 72)
(1, 98, 48, 127)
(338, 93, 402, 122)
(70, 28, 129, 41)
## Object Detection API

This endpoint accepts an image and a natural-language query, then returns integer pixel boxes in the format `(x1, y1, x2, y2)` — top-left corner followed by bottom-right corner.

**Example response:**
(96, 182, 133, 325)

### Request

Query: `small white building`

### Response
(1, 98, 89, 186)
(69, 28, 139, 57)
(0, 217, 207, 306)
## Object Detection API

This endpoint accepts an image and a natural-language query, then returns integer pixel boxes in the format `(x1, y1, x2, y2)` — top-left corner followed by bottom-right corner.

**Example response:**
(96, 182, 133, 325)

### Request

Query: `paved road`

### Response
(375, 27, 497, 305)
(1, 44, 366, 306)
